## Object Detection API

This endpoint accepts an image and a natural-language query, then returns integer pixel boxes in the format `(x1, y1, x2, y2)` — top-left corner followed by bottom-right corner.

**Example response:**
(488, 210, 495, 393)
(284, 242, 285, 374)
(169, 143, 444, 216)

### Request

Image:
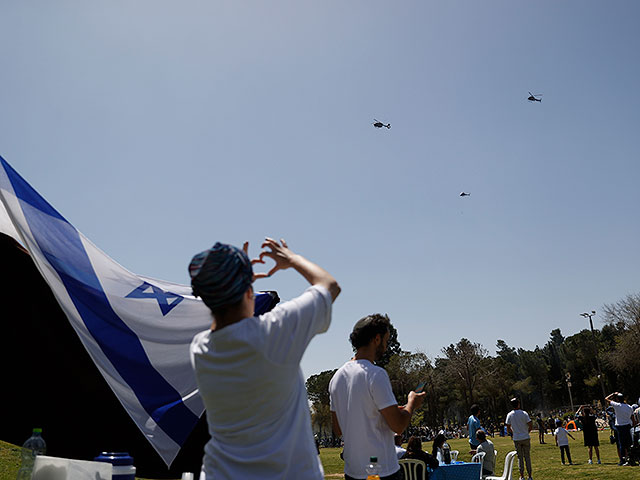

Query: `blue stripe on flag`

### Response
(1, 156, 199, 446)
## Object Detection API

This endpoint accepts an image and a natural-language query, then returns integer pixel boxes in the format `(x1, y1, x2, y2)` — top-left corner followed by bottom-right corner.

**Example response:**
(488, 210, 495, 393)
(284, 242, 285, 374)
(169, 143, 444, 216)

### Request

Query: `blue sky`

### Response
(1, 1, 639, 380)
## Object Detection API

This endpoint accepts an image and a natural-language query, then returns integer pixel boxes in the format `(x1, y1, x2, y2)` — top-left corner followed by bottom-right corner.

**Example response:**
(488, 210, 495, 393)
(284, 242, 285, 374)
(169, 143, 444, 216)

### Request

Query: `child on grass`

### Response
(554, 419, 575, 465)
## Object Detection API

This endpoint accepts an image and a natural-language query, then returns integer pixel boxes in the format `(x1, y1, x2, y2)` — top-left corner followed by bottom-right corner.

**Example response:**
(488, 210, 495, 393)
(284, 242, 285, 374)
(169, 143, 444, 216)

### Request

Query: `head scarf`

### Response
(188, 242, 253, 311)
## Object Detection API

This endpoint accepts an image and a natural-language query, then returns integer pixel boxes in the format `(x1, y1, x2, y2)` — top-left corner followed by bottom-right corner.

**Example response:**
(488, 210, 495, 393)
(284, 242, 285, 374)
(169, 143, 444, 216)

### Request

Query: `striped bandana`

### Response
(188, 242, 253, 311)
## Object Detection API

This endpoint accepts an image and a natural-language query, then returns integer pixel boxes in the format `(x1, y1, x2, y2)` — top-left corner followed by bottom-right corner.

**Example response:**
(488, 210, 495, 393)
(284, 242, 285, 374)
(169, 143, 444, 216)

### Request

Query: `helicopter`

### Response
(527, 92, 542, 102)
(460, 192, 470, 197)
(372, 119, 391, 129)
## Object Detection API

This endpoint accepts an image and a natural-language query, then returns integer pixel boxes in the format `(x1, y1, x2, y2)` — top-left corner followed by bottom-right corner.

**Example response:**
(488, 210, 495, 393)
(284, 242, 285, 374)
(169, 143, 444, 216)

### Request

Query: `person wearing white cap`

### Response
(506, 397, 533, 480)
(605, 392, 634, 465)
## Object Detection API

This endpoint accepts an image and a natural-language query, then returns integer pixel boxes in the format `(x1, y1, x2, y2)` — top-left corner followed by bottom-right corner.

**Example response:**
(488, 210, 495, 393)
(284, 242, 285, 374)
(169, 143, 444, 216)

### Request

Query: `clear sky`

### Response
(1, 1, 639, 381)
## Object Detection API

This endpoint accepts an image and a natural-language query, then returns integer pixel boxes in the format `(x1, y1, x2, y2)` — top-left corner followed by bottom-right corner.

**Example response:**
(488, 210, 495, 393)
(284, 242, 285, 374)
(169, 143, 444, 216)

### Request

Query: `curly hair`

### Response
(349, 313, 391, 350)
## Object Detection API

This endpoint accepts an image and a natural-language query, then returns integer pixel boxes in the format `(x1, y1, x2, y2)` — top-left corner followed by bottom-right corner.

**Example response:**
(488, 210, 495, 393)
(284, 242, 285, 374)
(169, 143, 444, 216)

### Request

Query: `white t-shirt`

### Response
(190, 286, 332, 480)
(505, 409, 531, 441)
(395, 446, 407, 459)
(329, 359, 399, 478)
(610, 401, 633, 426)
(554, 427, 570, 446)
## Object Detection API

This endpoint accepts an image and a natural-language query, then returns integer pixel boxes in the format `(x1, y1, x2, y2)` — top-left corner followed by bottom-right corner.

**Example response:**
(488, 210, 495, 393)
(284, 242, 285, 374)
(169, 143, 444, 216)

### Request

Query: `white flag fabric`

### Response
(0, 156, 274, 466)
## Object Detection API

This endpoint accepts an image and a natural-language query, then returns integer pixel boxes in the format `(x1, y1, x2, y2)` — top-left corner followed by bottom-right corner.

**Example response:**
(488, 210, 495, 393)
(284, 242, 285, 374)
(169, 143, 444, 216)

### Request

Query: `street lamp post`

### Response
(565, 372, 574, 412)
(580, 310, 607, 401)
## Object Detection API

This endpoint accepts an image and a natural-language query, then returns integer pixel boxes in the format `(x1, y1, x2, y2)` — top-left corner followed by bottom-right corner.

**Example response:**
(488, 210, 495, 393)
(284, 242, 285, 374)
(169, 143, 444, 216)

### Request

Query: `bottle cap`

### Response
(94, 452, 134, 466)
(370, 456, 378, 462)
(32, 428, 42, 433)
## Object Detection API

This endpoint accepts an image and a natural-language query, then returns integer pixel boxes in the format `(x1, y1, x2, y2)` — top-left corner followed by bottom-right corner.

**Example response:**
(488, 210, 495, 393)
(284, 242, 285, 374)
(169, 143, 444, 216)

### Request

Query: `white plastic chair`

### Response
(450, 449, 459, 462)
(398, 459, 426, 480)
(485, 451, 517, 480)
(471, 450, 486, 478)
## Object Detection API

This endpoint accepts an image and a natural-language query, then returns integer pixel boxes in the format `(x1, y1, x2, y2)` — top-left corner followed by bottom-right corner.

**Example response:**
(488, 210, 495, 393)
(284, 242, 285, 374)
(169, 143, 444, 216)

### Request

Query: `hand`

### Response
(242, 242, 270, 282)
(407, 390, 426, 411)
(253, 237, 296, 279)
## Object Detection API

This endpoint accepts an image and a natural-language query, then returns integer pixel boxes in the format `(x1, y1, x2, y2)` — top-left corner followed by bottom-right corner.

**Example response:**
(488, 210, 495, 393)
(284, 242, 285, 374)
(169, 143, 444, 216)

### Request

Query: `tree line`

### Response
(306, 292, 640, 436)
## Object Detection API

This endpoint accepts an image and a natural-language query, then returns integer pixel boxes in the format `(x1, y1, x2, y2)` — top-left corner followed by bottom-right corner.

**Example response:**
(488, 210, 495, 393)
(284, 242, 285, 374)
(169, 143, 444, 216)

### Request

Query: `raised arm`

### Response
(255, 238, 341, 301)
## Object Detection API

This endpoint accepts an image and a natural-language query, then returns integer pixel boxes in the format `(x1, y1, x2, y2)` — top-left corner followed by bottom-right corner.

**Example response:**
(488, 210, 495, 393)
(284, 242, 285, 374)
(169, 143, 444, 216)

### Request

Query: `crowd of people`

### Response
(185, 239, 639, 479)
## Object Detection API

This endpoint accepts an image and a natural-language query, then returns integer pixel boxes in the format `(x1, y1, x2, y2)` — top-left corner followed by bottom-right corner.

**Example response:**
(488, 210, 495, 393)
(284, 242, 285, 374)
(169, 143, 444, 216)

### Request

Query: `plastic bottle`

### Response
(16, 428, 47, 480)
(442, 442, 451, 464)
(365, 456, 381, 480)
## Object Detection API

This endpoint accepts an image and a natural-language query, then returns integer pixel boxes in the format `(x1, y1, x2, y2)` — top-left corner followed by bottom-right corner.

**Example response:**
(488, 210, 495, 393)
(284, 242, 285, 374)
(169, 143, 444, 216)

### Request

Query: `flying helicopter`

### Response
(527, 92, 542, 102)
(372, 119, 391, 129)
(460, 192, 470, 197)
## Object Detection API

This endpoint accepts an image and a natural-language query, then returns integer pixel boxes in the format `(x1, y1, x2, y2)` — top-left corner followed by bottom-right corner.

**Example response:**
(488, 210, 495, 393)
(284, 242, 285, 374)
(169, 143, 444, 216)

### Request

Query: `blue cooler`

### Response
(94, 452, 136, 480)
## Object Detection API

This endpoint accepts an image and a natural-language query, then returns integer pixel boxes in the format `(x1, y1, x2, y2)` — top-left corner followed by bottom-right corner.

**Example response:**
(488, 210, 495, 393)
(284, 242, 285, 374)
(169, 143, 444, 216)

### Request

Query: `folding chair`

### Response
(485, 451, 517, 480)
(398, 459, 426, 480)
(471, 451, 485, 478)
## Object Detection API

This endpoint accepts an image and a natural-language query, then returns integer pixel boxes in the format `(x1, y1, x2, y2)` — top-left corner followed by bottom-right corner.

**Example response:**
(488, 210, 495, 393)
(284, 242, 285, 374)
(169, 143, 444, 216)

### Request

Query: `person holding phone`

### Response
(189, 239, 340, 480)
(329, 314, 425, 480)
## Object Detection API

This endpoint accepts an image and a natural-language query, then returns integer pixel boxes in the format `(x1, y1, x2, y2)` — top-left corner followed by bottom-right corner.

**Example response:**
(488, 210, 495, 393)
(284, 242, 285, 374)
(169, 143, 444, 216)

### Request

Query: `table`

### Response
(429, 462, 481, 480)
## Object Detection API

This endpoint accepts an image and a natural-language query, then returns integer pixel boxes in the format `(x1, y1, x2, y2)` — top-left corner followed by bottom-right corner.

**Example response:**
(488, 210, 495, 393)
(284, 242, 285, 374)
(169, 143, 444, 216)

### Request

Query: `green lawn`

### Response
(2, 431, 637, 479)
(320, 431, 638, 479)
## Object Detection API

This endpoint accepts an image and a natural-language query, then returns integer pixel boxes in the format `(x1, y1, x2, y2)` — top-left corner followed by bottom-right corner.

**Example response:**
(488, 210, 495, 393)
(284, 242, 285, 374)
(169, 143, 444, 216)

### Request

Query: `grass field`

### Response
(320, 430, 638, 479)
(1, 431, 637, 479)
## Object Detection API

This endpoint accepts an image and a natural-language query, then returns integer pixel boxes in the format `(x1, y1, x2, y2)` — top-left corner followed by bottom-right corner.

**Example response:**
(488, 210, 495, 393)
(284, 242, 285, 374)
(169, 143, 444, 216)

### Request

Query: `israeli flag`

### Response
(0, 156, 274, 466)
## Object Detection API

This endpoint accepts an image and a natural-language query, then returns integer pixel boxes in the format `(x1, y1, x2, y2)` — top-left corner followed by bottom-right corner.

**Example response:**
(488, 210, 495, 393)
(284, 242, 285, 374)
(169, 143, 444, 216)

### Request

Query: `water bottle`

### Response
(442, 442, 451, 464)
(16, 428, 47, 480)
(365, 456, 381, 480)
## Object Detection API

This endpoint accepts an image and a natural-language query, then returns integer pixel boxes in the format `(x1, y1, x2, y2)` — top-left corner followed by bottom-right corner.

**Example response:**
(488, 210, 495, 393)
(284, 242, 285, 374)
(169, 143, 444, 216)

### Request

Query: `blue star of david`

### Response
(125, 282, 184, 316)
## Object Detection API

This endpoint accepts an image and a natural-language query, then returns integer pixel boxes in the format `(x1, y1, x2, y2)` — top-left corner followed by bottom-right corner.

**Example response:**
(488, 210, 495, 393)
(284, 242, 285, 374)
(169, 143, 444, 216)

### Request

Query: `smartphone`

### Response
(415, 381, 426, 393)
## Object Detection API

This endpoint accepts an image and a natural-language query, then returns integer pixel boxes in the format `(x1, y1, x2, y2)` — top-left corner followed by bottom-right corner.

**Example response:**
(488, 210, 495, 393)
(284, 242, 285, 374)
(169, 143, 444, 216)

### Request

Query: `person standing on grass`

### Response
(536, 413, 546, 444)
(329, 314, 426, 480)
(505, 397, 533, 480)
(576, 405, 601, 464)
(468, 404, 482, 450)
(189, 239, 340, 480)
(606, 392, 634, 466)
(554, 419, 575, 465)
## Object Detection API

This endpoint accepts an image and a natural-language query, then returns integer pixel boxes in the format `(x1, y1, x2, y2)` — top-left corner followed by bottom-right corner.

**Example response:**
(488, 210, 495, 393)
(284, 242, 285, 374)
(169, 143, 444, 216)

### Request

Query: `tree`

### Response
(517, 347, 551, 409)
(496, 340, 519, 366)
(305, 369, 336, 407)
(310, 403, 332, 436)
(542, 329, 567, 407)
(306, 369, 337, 438)
(377, 322, 402, 368)
(441, 338, 488, 410)
(479, 355, 518, 420)
(385, 351, 432, 404)
(602, 293, 640, 395)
